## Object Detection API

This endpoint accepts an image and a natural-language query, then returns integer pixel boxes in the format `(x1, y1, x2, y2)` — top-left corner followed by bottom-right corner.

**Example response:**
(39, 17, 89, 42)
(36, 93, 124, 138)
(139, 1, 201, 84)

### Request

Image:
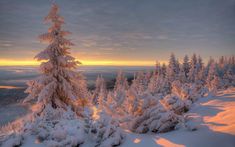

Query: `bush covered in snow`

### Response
(171, 80, 207, 102)
(101, 83, 180, 134)
(160, 94, 191, 115)
(128, 94, 179, 133)
(1, 106, 86, 147)
(89, 111, 125, 147)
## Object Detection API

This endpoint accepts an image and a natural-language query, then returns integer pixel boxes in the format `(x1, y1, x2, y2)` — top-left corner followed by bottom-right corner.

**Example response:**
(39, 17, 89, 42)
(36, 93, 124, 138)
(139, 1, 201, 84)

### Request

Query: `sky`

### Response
(0, 0, 235, 66)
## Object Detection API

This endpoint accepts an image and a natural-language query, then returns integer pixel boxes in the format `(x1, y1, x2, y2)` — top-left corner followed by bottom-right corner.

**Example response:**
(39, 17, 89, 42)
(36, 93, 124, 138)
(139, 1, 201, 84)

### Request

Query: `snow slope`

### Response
(122, 88, 235, 147)
(1, 88, 235, 147)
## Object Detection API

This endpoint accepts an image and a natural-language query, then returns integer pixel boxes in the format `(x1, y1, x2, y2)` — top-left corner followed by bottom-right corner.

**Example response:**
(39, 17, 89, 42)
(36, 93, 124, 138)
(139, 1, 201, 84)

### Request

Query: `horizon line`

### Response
(0, 59, 160, 67)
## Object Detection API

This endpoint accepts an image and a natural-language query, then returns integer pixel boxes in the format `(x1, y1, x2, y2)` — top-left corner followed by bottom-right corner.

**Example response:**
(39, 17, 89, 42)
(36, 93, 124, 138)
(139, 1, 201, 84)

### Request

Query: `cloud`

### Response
(157, 35, 169, 40)
(1, 43, 12, 47)
(0, 40, 13, 47)
(99, 48, 114, 51)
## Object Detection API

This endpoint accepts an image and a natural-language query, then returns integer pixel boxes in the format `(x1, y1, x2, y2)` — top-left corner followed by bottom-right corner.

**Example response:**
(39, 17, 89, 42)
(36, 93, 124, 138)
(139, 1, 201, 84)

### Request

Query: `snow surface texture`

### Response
(1, 88, 235, 147)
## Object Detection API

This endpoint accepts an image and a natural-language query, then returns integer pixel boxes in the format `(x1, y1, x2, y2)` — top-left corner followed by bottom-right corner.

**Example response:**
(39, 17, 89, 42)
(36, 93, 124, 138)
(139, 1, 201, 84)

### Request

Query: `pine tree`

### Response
(219, 56, 225, 69)
(209, 75, 220, 95)
(166, 53, 180, 81)
(145, 71, 153, 85)
(2, 5, 89, 146)
(148, 73, 170, 96)
(178, 64, 187, 82)
(148, 73, 158, 95)
(132, 71, 147, 95)
(206, 62, 220, 94)
(223, 65, 235, 88)
(161, 63, 167, 78)
(114, 71, 129, 91)
(92, 75, 107, 105)
(188, 53, 198, 82)
(102, 72, 129, 119)
(197, 55, 203, 71)
(182, 55, 190, 80)
(205, 57, 215, 75)
(24, 4, 87, 114)
(155, 60, 161, 76)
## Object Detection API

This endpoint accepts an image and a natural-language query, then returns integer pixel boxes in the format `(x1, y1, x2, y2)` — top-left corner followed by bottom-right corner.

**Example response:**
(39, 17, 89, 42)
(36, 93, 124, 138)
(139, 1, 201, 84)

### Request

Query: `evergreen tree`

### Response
(3, 4, 88, 147)
(166, 53, 180, 81)
(219, 56, 225, 69)
(223, 65, 235, 88)
(161, 63, 167, 78)
(24, 4, 87, 114)
(132, 71, 147, 94)
(195, 56, 205, 84)
(182, 55, 190, 80)
(178, 64, 187, 82)
(188, 53, 198, 82)
(92, 75, 107, 105)
(155, 60, 161, 76)
(206, 62, 220, 94)
(148, 73, 170, 96)
(114, 71, 129, 91)
(197, 55, 203, 72)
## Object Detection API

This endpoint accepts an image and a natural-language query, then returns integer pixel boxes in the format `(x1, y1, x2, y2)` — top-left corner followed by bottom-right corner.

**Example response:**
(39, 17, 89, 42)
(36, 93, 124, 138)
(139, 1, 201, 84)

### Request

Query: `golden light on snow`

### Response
(35, 138, 41, 144)
(31, 104, 41, 112)
(155, 137, 185, 147)
(92, 106, 100, 120)
(201, 89, 235, 135)
(133, 138, 141, 144)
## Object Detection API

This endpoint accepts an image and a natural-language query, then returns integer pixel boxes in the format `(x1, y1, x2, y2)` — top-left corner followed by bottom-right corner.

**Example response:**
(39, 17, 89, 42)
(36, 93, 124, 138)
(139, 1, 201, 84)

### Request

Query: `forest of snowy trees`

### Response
(1, 4, 235, 147)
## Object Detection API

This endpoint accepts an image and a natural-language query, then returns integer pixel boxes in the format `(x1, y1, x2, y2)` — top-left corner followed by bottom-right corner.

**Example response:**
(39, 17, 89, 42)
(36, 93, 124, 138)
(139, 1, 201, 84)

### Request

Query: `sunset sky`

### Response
(0, 0, 235, 66)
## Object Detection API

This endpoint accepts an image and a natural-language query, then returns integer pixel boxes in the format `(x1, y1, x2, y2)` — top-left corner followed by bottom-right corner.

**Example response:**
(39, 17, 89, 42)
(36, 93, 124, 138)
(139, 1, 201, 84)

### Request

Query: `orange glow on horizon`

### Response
(0, 59, 162, 66)
(0, 59, 40, 66)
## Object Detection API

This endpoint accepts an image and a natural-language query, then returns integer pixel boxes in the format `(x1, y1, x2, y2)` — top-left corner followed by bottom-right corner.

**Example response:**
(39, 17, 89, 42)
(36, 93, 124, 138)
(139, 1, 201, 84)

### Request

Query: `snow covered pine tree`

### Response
(24, 3, 87, 115)
(2, 4, 88, 147)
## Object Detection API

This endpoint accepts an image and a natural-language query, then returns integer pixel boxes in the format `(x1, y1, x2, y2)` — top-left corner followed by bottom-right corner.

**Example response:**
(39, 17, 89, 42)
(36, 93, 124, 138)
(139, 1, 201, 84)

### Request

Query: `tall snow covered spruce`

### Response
(1, 4, 90, 147)
(24, 4, 87, 114)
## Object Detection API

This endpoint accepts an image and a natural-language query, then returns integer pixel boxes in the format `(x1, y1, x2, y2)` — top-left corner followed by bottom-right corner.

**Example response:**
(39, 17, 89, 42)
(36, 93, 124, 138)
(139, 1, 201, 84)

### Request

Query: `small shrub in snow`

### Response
(160, 94, 191, 115)
(129, 100, 179, 133)
(171, 80, 207, 102)
(89, 111, 124, 147)
(207, 75, 220, 96)
(122, 92, 179, 133)
(27, 106, 85, 146)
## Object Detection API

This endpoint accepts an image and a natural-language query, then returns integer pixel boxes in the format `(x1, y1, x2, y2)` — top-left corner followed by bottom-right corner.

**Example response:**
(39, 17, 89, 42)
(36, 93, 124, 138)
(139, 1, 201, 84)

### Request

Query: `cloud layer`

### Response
(0, 0, 235, 65)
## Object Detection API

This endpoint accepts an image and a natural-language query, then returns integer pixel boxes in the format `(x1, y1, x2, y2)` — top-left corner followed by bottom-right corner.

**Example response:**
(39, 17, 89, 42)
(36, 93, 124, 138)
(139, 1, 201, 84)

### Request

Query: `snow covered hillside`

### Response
(1, 88, 235, 147)
(121, 88, 235, 147)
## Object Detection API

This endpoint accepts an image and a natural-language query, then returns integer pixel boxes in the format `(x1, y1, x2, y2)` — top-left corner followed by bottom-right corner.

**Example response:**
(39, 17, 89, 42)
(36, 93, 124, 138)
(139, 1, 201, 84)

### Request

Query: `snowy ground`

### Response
(121, 88, 235, 147)
(1, 88, 235, 147)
